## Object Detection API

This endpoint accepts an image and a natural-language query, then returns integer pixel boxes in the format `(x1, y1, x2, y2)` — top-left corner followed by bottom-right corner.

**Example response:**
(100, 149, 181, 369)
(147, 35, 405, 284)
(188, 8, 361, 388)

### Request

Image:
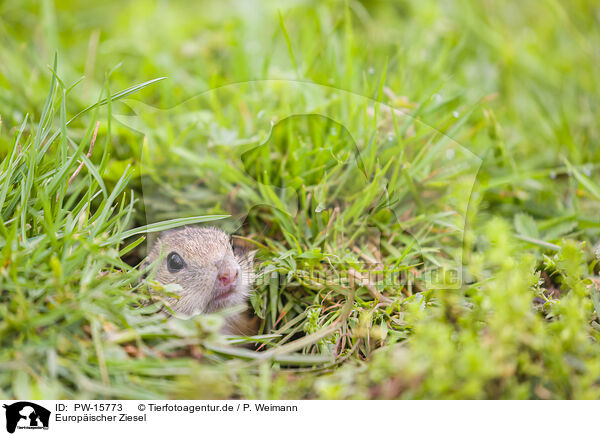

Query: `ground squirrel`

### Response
(143, 226, 256, 334)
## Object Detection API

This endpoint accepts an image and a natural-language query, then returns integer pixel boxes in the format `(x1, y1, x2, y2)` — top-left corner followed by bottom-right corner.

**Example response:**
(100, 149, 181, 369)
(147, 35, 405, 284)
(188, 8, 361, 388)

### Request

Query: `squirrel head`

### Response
(144, 226, 254, 315)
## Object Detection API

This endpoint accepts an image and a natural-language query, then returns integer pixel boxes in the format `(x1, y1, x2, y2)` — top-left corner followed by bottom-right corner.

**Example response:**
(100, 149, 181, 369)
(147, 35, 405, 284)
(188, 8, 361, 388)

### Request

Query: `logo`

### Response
(2, 402, 50, 434)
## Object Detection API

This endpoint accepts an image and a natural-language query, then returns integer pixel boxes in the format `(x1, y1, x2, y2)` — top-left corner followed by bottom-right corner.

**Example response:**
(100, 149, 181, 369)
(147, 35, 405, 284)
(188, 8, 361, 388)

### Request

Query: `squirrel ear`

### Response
(231, 235, 253, 252)
(231, 235, 256, 264)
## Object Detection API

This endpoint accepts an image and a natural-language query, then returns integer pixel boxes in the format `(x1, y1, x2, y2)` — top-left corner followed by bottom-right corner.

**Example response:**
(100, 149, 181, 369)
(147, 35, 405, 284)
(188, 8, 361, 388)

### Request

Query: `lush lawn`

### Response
(0, 0, 599, 399)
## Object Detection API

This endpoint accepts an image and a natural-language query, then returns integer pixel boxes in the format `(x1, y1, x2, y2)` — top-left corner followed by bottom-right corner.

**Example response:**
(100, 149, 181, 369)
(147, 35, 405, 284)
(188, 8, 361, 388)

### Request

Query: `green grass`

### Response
(0, 0, 599, 399)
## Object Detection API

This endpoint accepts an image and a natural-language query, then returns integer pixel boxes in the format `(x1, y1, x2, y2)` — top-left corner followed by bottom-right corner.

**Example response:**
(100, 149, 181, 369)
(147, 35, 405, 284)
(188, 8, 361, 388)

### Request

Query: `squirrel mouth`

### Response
(213, 286, 236, 302)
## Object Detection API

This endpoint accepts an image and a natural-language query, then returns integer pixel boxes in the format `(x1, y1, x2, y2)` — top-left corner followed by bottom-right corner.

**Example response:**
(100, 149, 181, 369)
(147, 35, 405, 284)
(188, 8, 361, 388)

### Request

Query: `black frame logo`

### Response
(2, 402, 50, 434)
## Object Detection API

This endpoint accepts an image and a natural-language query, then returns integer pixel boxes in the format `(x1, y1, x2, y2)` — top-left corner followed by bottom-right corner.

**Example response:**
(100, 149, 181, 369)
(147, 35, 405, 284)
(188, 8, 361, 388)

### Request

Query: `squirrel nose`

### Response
(217, 263, 239, 287)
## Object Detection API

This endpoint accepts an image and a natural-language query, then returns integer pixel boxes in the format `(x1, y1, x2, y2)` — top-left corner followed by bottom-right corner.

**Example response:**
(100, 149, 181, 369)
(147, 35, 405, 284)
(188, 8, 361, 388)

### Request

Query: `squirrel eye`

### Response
(167, 252, 185, 273)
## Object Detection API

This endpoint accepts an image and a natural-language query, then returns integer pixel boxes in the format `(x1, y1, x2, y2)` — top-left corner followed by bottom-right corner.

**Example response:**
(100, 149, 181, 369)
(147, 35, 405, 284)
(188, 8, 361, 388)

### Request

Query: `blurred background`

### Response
(2, 0, 599, 218)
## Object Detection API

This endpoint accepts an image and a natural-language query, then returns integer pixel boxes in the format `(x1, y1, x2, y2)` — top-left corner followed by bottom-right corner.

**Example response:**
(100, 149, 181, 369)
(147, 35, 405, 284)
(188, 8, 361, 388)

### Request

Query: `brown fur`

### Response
(144, 226, 255, 332)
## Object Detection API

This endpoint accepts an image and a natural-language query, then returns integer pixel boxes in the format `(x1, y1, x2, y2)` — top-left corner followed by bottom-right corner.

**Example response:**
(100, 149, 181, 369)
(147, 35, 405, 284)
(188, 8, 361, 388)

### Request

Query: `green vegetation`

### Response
(0, 0, 599, 399)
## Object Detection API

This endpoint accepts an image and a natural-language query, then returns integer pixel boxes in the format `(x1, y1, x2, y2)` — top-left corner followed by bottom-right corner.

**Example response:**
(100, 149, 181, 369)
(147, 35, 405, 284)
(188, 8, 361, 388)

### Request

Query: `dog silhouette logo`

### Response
(2, 402, 50, 433)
